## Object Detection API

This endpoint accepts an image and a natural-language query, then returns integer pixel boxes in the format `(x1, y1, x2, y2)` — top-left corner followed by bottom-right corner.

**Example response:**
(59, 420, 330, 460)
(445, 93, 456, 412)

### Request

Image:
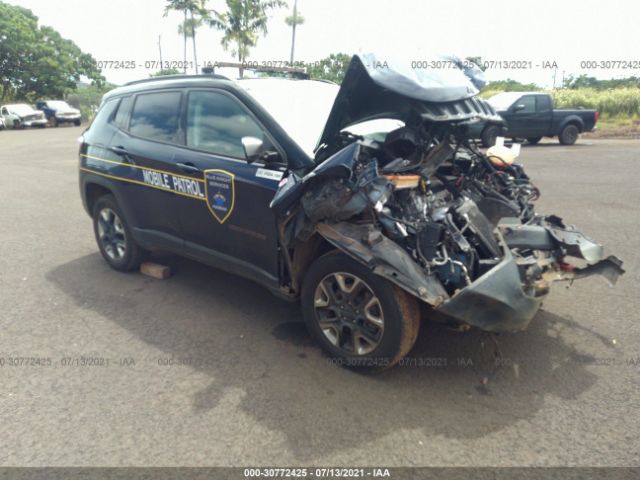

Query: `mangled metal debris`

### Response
(271, 54, 624, 334)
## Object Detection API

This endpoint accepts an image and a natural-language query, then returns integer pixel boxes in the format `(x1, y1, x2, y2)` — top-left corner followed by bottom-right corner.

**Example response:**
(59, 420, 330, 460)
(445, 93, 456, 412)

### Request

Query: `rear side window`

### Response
(113, 95, 133, 130)
(90, 98, 119, 130)
(536, 95, 552, 112)
(130, 91, 182, 143)
(186, 90, 266, 158)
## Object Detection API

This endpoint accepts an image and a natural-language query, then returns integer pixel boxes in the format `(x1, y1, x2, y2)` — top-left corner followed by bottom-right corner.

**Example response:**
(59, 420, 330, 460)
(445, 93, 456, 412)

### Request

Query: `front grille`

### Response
(421, 97, 502, 123)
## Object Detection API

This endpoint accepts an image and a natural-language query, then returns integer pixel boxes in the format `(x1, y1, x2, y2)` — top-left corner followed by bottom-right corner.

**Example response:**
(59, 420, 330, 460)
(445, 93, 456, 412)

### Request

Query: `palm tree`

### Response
(178, 15, 204, 73)
(165, 0, 208, 74)
(285, 0, 303, 64)
(209, 0, 287, 77)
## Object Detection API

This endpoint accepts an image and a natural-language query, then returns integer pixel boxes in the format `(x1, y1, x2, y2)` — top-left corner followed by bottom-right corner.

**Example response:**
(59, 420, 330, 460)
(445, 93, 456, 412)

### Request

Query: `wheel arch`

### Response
(559, 116, 585, 133)
(312, 222, 449, 307)
(80, 175, 137, 229)
(289, 233, 336, 294)
(84, 182, 112, 216)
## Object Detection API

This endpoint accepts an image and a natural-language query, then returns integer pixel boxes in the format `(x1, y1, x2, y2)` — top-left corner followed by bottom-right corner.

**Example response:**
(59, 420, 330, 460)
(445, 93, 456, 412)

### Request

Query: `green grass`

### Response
(551, 88, 640, 116)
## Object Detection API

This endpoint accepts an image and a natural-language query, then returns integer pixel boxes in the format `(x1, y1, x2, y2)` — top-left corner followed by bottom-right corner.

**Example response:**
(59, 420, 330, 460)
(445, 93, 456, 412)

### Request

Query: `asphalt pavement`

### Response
(0, 127, 638, 467)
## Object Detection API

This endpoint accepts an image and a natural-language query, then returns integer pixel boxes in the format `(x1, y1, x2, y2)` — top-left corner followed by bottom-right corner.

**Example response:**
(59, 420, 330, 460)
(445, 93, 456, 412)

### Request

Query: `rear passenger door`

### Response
(173, 89, 285, 281)
(107, 90, 187, 249)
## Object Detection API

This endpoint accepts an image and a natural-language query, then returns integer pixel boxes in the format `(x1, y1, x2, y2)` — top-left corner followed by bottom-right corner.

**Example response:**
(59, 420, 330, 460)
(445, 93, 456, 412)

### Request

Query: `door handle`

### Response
(176, 162, 202, 174)
(109, 145, 129, 156)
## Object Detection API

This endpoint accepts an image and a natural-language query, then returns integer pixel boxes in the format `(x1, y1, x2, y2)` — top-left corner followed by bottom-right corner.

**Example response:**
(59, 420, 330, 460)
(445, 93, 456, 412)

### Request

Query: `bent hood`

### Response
(316, 53, 501, 152)
(55, 107, 81, 115)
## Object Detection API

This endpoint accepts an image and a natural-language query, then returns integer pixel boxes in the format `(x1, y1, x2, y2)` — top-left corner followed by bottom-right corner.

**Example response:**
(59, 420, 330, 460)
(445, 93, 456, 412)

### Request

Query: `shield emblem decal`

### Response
(204, 169, 235, 224)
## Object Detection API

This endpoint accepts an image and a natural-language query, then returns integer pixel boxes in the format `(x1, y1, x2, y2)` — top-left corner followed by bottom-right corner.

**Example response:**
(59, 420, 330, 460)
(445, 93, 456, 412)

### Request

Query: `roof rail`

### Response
(124, 73, 229, 86)
(206, 61, 309, 79)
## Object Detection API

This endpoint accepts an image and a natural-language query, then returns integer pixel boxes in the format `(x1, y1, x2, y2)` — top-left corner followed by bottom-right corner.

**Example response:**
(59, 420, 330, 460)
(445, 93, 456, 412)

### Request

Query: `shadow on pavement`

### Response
(47, 252, 604, 459)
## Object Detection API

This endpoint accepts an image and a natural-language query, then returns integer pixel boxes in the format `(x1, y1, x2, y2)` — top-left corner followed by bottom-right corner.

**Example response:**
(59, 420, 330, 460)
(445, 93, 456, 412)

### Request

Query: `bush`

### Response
(551, 88, 640, 117)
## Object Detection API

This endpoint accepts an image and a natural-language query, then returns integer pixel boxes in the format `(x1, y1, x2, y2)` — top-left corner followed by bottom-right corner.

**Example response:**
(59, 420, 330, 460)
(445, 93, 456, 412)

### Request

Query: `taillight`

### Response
(594, 111, 599, 123)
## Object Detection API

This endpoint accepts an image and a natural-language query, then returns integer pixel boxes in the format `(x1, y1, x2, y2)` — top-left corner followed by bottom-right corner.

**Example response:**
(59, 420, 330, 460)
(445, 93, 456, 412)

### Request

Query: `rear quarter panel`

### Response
(551, 110, 595, 134)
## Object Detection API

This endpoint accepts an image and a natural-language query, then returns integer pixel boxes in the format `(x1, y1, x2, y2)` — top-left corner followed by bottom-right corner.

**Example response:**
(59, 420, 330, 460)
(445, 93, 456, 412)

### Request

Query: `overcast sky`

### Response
(7, 0, 640, 87)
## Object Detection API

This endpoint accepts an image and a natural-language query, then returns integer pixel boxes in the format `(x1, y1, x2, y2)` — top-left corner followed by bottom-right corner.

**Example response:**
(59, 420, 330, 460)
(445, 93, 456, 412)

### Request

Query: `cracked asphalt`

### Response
(0, 127, 638, 467)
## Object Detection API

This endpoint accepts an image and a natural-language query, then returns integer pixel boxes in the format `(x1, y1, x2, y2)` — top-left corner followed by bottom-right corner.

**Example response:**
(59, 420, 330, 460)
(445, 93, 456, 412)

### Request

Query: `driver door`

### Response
(507, 95, 544, 137)
(173, 89, 286, 280)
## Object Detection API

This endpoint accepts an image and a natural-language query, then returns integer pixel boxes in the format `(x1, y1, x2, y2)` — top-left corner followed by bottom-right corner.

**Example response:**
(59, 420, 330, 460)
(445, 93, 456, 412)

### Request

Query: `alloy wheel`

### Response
(97, 208, 127, 260)
(313, 272, 384, 355)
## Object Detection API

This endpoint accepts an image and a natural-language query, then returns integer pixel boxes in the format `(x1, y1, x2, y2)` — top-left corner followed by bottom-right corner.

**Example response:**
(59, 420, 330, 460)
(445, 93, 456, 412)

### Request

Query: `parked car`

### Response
(79, 54, 622, 370)
(470, 92, 598, 146)
(36, 100, 82, 127)
(0, 104, 47, 129)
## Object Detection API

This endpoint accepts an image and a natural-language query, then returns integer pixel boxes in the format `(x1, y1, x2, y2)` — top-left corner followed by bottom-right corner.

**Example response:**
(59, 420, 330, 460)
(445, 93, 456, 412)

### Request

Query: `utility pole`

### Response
(289, 0, 297, 64)
(287, 0, 304, 65)
(158, 35, 163, 69)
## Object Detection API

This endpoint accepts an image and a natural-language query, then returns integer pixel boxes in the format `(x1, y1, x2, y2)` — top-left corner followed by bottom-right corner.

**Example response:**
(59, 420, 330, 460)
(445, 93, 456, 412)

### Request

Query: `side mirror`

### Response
(513, 104, 526, 112)
(241, 136, 263, 163)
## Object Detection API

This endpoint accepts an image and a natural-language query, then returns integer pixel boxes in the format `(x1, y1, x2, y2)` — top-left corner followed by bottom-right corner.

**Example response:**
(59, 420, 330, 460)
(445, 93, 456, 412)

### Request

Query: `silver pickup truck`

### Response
(0, 104, 47, 129)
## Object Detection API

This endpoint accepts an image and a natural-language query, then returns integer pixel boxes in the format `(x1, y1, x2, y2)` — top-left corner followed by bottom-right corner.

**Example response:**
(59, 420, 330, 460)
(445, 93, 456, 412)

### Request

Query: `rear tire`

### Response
(527, 137, 542, 144)
(92, 194, 144, 272)
(301, 251, 420, 371)
(559, 124, 579, 145)
(74, 119, 81, 126)
(481, 125, 500, 148)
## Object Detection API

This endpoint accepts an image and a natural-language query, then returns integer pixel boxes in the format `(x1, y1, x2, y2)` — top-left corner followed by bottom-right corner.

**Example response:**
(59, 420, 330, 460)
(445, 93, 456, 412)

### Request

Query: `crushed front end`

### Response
(271, 54, 624, 332)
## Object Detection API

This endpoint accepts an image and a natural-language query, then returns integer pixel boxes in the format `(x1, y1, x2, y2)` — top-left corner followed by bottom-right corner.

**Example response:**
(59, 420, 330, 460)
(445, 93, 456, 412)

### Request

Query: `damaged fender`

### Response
(315, 222, 449, 306)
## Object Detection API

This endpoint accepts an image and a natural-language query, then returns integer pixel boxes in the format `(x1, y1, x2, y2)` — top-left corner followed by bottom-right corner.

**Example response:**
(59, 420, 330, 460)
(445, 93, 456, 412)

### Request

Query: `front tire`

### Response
(559, 124, 579, 145)
(74, 119, 81, 126)
(301, 251, 420, 371)
(481, 125, 500, 148)
(92, 194, 144, 272)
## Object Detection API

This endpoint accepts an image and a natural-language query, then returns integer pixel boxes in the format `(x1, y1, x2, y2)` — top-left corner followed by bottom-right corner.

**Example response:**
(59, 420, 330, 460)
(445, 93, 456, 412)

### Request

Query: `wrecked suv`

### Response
(79, 54, 624, 370)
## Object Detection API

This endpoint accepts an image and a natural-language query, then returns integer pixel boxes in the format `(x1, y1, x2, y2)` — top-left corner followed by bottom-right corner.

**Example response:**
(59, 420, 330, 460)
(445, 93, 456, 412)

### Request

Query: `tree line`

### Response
(0, 1, 104, 101)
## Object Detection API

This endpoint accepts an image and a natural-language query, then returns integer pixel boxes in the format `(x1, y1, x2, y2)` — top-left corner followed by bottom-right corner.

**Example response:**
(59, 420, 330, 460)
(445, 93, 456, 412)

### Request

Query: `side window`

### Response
(536, 95, 552, 112)
(130, 91, 182, 144)
(514, 96, 536, 114)
(113, 95, 133, 130)
(89, 98, 120, 130)
(186, 90, 269, 159)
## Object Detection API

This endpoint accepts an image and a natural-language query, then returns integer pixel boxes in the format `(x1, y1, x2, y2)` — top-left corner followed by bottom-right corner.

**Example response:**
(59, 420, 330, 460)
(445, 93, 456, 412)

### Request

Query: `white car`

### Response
(0, 104, 47, 129)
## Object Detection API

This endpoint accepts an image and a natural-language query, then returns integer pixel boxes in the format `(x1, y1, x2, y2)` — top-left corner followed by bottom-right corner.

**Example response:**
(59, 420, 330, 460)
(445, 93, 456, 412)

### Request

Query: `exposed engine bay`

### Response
(272, 121, 624, 332)
(270, 53, 624, 332)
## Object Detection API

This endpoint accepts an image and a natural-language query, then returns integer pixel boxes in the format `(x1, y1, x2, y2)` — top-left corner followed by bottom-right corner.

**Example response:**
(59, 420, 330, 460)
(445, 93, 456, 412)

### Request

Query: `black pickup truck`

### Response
(471, 92, 598, 146)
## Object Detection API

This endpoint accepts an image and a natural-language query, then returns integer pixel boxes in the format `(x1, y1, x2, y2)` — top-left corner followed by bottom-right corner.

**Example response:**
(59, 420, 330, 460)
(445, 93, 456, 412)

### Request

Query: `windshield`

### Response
(46, 101, 72, 110)
(237, 78, 340, 157)
(6, 104, 35, 115)
(487, 92, 525, 111)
